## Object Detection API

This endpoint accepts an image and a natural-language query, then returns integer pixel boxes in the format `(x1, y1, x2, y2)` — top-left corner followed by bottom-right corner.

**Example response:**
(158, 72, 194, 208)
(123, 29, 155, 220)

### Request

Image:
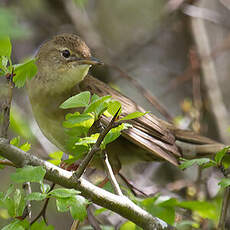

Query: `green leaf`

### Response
(141, 196, 176, 225)
(49, 188, 80, 198)
(26, 192, 47, 201)
(0, 56, 9, 72)
(2, 220, 29, 230)
(119, 111, 148, 121)
(13, 189, 26, 217)
(4, 184, 14, 200)
(91, 94, 99, 102)
(48, 151, 63, 166)
(178, 200, 218, 220)
(60, 91, 90, 109)
(56, 197, 72, 212)
(179, 158, 214, 170)
(106, 100, 122, 117)
(101, 123, 131, 150)
(94, 207, 108, 216)
(120, 221, 136, 230)
(13, 58, 37, 88)
(11, 166, 46, 183)
(84, 95, 111, 118)
(218, 178, 230, 189)
(10, 136, 21, 147)
(40, 183, 51, 194)
(0, 36, 11, 57)
(70, 195, 87, 221)
(63, 113, 93, 128)
(31, 220, 54, 230)
(75, 133, 99, 146)
(19, 142, 31, 152)
(215, 146, 230, 165)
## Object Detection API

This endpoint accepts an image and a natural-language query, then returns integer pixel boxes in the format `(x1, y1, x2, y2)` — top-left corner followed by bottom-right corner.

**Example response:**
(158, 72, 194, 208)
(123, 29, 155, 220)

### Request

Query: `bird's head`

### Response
(30, 34, 102, 94)
(37, 33, 102, 69)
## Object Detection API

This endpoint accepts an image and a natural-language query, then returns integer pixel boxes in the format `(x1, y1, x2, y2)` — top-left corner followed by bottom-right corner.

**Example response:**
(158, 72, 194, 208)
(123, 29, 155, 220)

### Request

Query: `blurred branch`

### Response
(191, 17, 230, 143)
(61, 0, 108, 59)
(0, 137, 175, 230)
(183, 4, 230, 29)
(0, 73, 14, 138)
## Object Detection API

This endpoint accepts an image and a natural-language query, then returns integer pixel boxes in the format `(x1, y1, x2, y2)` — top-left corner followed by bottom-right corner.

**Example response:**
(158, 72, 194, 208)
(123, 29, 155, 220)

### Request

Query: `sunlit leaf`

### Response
(48, 151, 63, 166)
(84, 95, 111, 118)
(75, 133, 99, 146)
(60, 91, 90, 109)
(215, 146, 230, 165)
(119, 111, 148, 121)
(63, 113, 93, 128)
(0, 36, 11, 57)
(179, 158, 215, 170)
(100, 123, 131, 150)
(106, 100, 121, 117)
(218, 178, 230, 189)
(13, 59, 37, 88)
(120, 221, 136, 230)
(26, 192, 47, 201)
(70, 195, 88, 221)
(178, 200, 218, 220)
(11, 166, 46, 183)
(31, 220, 54, 230)
(49, 188, 80, 198)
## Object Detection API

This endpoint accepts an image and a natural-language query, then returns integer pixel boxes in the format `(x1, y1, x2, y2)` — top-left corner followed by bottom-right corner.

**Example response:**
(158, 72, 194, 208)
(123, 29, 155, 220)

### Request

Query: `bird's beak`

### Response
(69, 56, 103, 65)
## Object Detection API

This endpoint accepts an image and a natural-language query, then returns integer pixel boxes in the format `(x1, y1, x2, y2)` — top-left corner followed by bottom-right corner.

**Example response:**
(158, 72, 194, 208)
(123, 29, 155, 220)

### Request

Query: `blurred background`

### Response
(0, 0, 230, 229)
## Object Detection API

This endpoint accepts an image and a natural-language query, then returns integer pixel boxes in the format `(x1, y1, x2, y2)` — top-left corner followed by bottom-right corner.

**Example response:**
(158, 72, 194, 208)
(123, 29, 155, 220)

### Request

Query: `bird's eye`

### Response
(62, 49, 71, 58)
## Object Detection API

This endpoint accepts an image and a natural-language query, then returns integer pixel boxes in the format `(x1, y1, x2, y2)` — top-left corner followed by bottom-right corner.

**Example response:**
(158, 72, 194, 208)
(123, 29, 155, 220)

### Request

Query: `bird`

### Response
(27, 33, 225, 172)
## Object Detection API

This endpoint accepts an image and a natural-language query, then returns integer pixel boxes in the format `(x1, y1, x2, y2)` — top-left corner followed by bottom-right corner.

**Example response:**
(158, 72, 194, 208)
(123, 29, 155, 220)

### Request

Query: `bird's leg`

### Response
(118, 172, 148, 197)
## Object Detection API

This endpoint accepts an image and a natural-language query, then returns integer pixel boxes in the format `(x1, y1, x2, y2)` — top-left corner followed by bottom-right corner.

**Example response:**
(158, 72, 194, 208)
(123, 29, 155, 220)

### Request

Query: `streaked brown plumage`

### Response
(27, 34, 225, 171)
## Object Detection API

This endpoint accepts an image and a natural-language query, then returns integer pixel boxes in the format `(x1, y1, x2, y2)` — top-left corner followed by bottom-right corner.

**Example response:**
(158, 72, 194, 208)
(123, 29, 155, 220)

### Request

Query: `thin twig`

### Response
(119, 173, 148, 197)
(86, 205, 102, 230)
(30, 183, 56, 225)
(192, 15, 230, 144)
(74, 108, 121, 179)
(103, 151, 123, 196)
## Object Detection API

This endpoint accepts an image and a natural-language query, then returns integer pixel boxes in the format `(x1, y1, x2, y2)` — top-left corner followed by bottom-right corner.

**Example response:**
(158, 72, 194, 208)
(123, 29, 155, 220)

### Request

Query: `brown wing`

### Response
(78, 75, 181, 166)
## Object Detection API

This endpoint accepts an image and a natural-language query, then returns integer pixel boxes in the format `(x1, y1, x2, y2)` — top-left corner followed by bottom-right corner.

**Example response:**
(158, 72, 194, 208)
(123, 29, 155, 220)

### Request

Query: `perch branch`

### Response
(0, 137, 175, 230)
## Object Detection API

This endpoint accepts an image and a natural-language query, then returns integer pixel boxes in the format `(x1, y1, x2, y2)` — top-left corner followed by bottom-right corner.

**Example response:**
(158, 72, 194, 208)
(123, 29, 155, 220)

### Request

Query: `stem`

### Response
(74, 109, 120, 179)
(103, 151, 123, 196)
